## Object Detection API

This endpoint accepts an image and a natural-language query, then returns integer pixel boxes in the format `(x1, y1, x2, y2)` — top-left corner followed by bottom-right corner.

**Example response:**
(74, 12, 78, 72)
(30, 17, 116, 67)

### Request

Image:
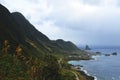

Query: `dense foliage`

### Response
(0, 40, 77, 80)
(0, 4, 93, 80)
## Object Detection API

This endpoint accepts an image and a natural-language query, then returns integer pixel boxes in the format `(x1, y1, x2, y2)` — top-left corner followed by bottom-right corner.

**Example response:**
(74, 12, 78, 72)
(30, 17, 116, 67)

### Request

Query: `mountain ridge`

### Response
(0, 4, 94, 80)
(0, 4, 81, 56)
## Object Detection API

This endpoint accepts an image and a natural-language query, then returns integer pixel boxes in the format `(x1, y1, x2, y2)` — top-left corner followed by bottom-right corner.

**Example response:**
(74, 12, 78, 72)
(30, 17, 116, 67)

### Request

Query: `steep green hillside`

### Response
(0, 3, 81, 55)
(0, 4, 93, 80)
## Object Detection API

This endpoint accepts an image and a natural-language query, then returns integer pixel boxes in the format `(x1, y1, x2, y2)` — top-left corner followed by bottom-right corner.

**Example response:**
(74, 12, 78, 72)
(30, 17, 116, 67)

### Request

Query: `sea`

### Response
(69, 47, 120, 80)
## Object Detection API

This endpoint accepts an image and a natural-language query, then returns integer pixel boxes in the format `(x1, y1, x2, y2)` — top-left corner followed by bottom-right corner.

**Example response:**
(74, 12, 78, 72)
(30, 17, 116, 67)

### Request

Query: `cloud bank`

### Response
(1, 0, 120, 46)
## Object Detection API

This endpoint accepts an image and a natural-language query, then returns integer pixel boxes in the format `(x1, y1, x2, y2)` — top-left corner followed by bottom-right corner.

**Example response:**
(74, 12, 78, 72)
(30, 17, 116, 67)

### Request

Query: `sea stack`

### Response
(85, 45, 91, 50)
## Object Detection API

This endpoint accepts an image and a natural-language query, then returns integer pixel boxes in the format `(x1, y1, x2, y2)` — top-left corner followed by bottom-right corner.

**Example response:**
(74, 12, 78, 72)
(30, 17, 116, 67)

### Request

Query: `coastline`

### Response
(70, 64, 96, 80)
(68, 48, 120, 80)
(80, 67, 97, 80)
(78, 68, 95, 80)
(69, 60, 96, 80)
(68, 54, 98, 80)
(66, 50, 100, 80)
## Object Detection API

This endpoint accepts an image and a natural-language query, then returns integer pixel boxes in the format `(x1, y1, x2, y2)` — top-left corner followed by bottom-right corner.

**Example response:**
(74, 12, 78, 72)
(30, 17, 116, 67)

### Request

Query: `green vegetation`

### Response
(0, 40, 94, 80)
(60, 69, 76, 80)
(0, 40, 78, 80)
(0, 4, 94, 80)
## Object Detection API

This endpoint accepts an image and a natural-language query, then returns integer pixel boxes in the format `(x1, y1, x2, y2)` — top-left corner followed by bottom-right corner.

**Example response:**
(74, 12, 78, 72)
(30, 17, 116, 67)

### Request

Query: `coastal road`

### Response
(58, 58, 62, 69)
(71, 71, 79, 80)
(58, 58, 80, 80)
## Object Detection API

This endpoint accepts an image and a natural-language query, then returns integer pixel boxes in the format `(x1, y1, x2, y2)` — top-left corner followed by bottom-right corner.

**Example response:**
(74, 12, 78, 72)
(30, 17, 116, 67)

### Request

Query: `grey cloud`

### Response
(42, 5, 120, 46)
(2, 0, 120, 47)
(80, 0, 101, 5)
(116, 0, 120, 6)
(26, 0, 39, 3)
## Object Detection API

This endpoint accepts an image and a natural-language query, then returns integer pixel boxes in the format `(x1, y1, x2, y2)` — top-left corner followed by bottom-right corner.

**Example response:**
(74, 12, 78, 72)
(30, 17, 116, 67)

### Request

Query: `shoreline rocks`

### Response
(105, 54, 110, 56)
(112, 52, 117, 55)
(70, 64, 95, 80)
(78, 70, 95, 80)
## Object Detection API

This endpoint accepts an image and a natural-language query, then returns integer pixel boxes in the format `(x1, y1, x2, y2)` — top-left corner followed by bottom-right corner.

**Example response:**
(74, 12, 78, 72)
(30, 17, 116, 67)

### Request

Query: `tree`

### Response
(15, 45, 22, 56)
(2, 40, 10, 54)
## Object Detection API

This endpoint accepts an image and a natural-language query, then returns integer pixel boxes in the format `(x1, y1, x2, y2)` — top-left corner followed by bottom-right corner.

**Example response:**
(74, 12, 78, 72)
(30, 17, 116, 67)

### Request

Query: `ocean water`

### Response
(69, 48, 120, 80)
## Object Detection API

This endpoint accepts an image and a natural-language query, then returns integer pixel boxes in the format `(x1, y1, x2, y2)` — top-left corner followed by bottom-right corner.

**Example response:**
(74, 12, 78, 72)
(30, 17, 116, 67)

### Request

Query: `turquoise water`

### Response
(69, 48, 120, 80)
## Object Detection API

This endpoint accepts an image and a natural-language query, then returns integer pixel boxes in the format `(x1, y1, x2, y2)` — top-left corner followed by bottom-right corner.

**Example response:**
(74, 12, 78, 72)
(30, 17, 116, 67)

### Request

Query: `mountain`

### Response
(0, 4, 93, 80)
(0, 4, 81, 56)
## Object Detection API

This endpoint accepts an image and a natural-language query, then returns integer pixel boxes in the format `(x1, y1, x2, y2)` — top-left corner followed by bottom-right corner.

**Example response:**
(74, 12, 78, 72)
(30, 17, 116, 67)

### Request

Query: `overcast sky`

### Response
(1, 0, 120, 46)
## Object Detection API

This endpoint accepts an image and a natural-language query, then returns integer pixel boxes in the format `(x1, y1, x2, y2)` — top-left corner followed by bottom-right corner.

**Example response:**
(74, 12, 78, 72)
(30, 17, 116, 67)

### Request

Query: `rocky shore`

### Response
(78, 70, 95, 80)
(67, 50, 99, 80)
(70, 64, 95, 80)
(68, 53, 97, 80)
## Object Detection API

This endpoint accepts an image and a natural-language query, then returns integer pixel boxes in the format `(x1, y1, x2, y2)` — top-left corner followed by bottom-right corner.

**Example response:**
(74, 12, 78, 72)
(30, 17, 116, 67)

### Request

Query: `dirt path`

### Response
(58, 58, 62, 68)
(58, 58, 79, 80)
(71, 71, 79, 80)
